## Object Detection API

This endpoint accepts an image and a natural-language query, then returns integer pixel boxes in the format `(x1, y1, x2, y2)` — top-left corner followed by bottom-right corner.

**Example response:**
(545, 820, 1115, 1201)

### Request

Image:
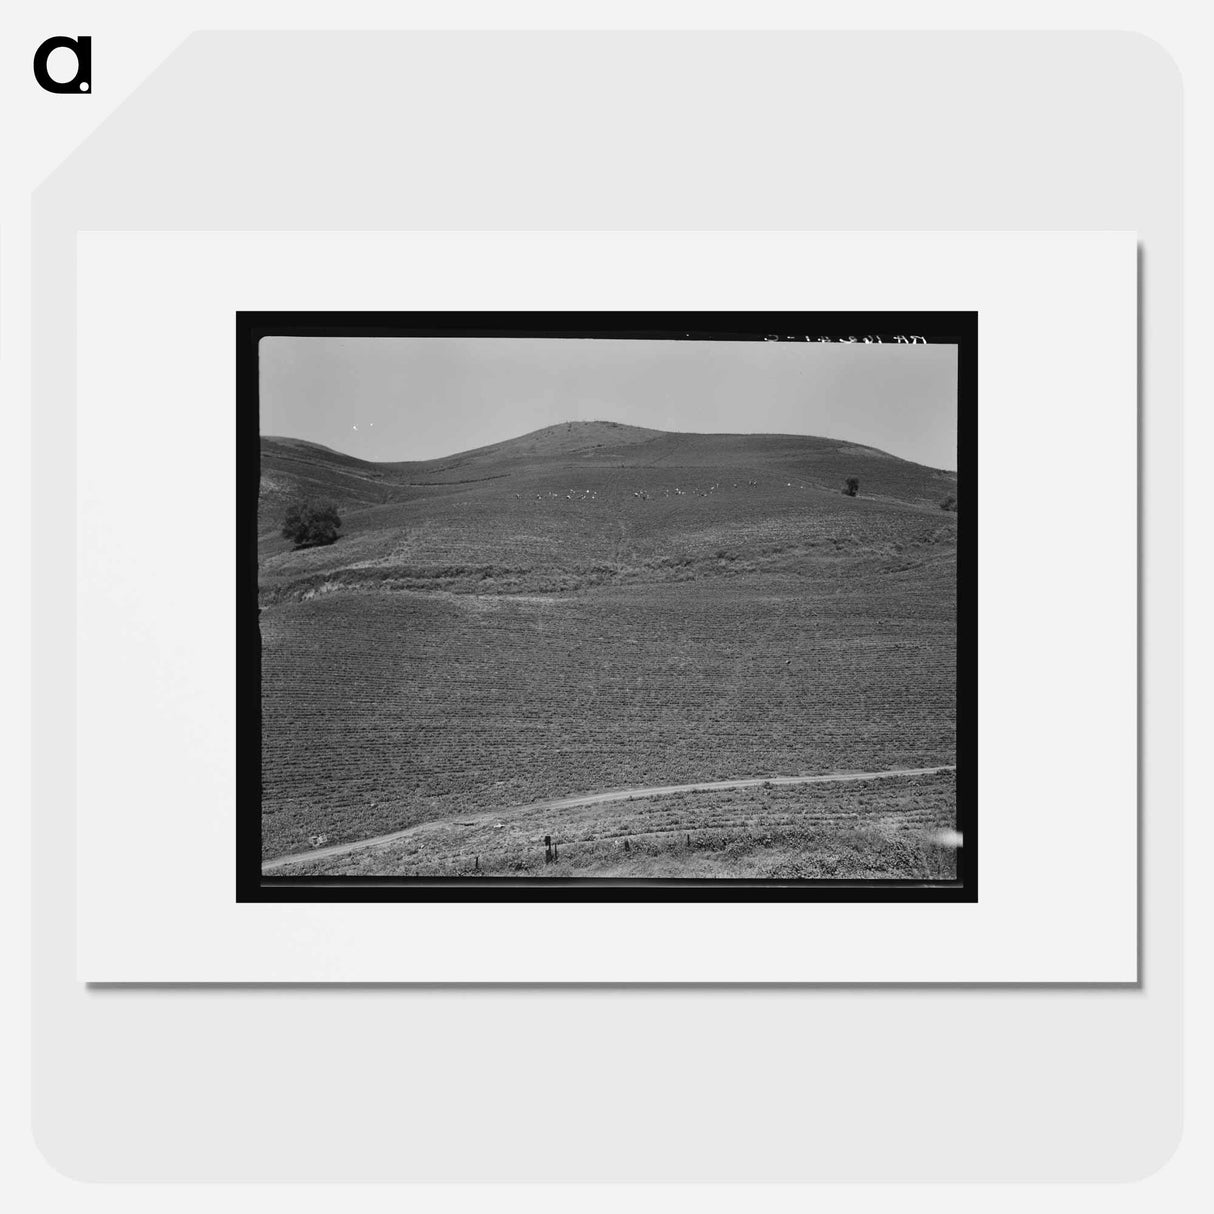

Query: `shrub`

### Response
(843, 477, 860, 497)
(940, 495, 958, 512)
(281, 501, 342, 548)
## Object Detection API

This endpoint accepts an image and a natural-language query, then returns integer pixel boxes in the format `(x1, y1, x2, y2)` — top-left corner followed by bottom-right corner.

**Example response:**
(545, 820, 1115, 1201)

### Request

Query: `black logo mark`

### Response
(33, 36, 91, 94)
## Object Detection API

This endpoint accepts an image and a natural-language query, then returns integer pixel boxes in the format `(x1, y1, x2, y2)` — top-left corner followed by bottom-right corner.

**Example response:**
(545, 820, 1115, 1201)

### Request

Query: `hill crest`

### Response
(261, 421, 931, 470)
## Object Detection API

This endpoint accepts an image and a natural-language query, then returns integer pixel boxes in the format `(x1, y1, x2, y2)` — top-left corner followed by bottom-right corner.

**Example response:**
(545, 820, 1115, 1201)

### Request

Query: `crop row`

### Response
(260, 579, 956, 859)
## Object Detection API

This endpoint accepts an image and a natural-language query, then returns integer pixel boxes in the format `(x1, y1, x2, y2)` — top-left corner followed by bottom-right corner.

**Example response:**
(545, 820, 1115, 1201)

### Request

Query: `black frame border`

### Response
(238, 311, 976, 903)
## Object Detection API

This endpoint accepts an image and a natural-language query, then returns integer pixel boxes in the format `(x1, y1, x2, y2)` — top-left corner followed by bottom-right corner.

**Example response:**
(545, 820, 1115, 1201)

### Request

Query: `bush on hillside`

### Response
(843, 477, 860, 497)
(940, 495, 958, 512)
(281, 501, 342, 548)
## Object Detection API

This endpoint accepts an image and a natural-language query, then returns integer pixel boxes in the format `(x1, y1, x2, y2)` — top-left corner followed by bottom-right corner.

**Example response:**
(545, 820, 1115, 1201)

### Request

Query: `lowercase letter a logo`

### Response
(33, 36, 91, 93)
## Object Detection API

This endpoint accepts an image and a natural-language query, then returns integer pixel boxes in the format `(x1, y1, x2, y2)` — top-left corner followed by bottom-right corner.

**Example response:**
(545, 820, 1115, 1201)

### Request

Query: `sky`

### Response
(259, 336, 959, 470)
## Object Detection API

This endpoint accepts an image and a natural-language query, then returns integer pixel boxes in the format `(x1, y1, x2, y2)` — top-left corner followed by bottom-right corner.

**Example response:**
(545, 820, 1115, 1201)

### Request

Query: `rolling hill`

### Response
(257, 421, 958, 873)
(258, 422, 957, 599)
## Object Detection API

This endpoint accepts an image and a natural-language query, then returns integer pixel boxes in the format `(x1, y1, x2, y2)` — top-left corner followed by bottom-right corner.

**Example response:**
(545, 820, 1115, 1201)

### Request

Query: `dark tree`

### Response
(281, 501, 342, 548)
(843, 477, 860, 497)
(941, 495, 958, 512)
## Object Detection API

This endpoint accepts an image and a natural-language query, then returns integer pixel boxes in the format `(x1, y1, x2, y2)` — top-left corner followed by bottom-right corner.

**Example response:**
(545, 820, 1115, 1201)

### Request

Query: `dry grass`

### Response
(270, 772, 958, 880)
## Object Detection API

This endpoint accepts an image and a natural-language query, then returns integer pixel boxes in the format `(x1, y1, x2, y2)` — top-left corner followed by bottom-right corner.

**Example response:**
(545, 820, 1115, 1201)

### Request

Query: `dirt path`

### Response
(262, 764, 956, 873)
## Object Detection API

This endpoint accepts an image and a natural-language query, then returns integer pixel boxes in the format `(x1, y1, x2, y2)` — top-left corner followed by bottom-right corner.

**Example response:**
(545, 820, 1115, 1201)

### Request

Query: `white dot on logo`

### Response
(80, 81, 89, 91)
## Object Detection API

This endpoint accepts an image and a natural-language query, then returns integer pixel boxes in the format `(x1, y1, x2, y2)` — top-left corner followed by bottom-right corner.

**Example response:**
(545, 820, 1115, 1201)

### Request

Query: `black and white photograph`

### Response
(240, 312, 975, 900)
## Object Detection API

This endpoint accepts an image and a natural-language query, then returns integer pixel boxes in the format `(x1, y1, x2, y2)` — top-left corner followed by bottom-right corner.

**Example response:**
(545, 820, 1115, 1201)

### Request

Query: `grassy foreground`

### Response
(269, 770, 957, 880)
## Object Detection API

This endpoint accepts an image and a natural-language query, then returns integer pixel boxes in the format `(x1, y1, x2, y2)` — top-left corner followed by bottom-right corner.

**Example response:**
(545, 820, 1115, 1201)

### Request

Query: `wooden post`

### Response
(545, 835, 552, 864)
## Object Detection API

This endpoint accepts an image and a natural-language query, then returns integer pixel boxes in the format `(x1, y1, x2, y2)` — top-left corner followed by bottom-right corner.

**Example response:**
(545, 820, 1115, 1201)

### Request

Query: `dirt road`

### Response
(261, 764, 956, 873)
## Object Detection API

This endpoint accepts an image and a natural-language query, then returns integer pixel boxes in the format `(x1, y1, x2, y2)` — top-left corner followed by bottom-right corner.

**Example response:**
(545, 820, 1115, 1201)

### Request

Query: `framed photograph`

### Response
(74, 229, 1134, 982)
(239, 311, 976, 903)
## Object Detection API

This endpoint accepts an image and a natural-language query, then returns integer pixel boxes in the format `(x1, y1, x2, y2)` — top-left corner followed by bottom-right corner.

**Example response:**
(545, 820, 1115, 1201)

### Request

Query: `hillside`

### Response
(258, 421, 958, 869)
(258, 422, 957, 602)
